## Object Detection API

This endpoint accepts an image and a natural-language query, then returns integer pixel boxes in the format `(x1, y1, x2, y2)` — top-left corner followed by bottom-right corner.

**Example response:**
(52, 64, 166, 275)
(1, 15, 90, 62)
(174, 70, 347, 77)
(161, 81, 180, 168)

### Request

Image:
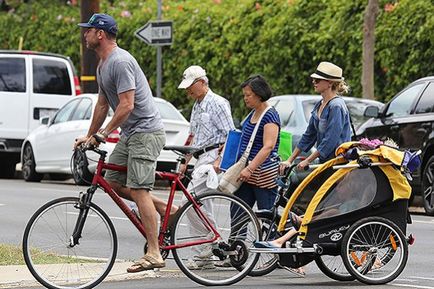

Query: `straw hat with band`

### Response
(310, 62, 344, 81)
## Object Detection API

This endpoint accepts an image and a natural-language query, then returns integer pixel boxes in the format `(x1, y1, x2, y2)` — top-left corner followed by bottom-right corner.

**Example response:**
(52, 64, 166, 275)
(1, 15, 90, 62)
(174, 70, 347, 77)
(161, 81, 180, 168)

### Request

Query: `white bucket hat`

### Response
(178, 65, 206, 89)
(310, 62, 344, 81)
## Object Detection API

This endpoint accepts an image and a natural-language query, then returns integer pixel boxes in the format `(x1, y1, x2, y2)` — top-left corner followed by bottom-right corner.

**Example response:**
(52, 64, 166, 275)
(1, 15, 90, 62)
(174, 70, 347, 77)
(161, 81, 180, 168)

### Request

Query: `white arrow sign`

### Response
(135, 20, 173, 46)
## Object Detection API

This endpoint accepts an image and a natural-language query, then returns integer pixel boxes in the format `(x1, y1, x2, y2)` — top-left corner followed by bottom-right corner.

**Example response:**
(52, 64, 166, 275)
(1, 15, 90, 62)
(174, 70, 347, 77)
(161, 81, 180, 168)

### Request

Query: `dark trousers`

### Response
(229, 183, 278, 241)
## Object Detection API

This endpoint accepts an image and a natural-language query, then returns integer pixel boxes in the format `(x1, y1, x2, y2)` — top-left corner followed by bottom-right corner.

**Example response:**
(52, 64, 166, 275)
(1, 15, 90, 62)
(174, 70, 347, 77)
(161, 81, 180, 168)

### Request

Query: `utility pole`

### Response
(156, 0, 162, 98)
(80, 0, 99, 93)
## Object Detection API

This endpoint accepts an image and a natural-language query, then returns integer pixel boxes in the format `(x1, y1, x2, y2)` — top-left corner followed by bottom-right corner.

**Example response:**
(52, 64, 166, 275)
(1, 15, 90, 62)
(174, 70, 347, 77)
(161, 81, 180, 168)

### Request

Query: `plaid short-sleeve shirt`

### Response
(190, 89, 235, 149)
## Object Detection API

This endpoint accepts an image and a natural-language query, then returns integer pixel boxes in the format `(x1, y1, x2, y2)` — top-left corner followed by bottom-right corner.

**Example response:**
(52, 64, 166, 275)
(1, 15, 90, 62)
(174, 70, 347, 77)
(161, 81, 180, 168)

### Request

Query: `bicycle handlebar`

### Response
(77, 143, 107, 157)
(92, 133, 106, 144)
(282, 163, 298, 178)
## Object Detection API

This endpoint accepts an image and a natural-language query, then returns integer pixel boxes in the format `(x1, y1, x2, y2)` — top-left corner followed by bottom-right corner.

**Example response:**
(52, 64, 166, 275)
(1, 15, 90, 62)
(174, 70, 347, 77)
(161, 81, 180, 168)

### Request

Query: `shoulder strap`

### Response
(242, 106, 272, 158)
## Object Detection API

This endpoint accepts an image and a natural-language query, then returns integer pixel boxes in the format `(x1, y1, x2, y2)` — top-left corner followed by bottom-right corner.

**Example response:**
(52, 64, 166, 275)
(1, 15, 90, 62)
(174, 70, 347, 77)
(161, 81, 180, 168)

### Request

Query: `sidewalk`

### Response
(0, 262, 170, 288)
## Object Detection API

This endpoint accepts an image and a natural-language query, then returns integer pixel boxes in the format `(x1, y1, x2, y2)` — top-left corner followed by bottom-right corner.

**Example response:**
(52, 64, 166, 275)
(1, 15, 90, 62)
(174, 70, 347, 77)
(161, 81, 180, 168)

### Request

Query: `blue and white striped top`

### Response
(238, 107, 281, 188)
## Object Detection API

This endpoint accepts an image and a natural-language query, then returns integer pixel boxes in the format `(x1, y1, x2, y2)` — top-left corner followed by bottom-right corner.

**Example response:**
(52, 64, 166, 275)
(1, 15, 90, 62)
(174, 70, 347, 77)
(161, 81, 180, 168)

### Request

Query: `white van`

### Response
(0, 50, 80, 178)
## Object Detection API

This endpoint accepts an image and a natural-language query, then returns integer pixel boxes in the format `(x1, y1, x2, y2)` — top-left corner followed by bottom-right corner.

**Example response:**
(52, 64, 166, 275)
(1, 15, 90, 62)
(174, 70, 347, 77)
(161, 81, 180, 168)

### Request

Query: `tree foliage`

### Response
(1, 0, 433, 119)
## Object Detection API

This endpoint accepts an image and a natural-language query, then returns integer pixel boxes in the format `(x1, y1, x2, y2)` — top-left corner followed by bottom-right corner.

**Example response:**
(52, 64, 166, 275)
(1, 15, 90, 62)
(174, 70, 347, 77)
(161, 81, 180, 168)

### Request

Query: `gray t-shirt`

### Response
(97, 47, 164, 138)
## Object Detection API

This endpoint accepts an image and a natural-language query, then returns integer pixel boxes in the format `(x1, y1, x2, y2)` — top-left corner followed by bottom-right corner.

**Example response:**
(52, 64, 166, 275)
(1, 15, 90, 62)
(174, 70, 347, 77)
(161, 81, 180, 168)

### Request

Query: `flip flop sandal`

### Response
(127, 255, 166, 273)
(253, 241, 280, 249)
(287, 267, 306, 278)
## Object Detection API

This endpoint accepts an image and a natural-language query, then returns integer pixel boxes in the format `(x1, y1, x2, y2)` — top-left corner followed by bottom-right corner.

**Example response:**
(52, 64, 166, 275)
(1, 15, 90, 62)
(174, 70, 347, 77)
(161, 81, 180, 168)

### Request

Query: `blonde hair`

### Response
(331, 80, 350, 95)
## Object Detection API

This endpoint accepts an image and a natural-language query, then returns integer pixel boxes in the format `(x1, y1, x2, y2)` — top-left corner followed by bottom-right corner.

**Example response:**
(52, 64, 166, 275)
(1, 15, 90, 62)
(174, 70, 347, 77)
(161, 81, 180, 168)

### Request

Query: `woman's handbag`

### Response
(218, 106, 271, 194)
(218, 155, 248, 194)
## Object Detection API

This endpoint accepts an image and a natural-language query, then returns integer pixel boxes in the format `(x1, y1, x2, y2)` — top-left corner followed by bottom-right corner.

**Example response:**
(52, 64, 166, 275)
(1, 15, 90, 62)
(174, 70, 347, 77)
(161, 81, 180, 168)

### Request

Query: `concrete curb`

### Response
(0, 262, 180, 288)
(409, 206, 425, 214)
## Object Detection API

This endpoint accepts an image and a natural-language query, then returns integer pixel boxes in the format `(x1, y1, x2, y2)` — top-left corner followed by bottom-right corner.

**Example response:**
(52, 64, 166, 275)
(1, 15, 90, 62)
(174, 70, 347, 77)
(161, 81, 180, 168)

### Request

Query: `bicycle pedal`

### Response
(212, 248, 226, 260)
(78, 191, 85, 202)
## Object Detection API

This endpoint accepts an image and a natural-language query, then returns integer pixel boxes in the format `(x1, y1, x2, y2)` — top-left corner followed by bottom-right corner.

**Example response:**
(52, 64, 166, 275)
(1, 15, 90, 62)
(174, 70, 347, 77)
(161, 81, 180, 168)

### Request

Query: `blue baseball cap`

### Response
(78, 13, 118, 35)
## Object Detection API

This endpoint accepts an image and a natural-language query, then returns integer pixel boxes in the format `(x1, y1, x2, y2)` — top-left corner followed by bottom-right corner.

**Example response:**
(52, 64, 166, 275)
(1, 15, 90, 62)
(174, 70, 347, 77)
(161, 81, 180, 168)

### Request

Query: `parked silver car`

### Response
(21, 94, 190, 184)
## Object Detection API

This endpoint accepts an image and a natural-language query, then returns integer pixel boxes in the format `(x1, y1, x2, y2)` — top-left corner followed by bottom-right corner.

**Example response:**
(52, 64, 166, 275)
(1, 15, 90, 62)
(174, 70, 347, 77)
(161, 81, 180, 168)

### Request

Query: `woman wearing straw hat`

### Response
(253, 62, 352, 276)
(280, 61, 351, 171)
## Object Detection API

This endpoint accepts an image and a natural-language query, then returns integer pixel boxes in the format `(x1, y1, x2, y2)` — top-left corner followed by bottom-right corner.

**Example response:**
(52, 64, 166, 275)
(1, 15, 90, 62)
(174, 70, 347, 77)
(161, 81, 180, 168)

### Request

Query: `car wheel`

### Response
(72, 149, 93, 185)
(422, 155, 434, 216)
(22, 144, 43, 182)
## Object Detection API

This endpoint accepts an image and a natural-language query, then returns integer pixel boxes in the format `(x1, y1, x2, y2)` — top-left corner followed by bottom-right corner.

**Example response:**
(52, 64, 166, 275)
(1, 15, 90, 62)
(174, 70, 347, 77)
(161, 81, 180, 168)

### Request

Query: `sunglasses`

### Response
(187, 78, 202, 88)
(312, 78, 323, 84)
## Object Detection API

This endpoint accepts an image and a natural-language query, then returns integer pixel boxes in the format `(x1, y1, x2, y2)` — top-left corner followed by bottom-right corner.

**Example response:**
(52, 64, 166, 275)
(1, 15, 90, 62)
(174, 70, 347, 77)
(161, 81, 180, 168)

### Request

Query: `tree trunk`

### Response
(362, 0, 379, 100)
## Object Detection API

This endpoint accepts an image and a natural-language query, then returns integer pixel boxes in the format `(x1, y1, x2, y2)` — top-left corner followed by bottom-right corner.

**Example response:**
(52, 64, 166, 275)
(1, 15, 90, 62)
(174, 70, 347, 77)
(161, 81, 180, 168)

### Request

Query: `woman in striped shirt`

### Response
(234, 74, 281, 211)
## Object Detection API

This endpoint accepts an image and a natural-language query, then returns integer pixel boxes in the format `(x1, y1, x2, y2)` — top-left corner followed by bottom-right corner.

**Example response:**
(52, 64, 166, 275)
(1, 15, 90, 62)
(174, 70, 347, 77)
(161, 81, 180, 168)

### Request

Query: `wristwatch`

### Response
(99, 130, 109, 138)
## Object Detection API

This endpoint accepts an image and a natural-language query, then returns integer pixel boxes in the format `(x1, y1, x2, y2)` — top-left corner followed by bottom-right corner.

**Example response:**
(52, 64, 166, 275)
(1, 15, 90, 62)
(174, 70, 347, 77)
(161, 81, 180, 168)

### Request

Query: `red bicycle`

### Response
(22, 144, 261, 288)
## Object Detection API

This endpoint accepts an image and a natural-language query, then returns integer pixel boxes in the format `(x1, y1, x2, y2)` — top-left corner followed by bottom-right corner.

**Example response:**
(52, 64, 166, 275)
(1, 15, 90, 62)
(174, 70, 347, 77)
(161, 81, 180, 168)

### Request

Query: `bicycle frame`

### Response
(71, 147, 221, 251)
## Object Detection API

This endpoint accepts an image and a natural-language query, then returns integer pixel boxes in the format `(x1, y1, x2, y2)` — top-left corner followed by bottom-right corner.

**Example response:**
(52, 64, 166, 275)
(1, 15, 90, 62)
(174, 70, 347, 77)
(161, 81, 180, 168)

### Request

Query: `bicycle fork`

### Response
(69, 187, 96, 247)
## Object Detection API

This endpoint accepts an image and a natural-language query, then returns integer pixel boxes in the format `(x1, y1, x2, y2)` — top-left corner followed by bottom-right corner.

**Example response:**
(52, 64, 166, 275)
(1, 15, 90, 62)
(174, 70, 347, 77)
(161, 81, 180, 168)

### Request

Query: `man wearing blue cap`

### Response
(75, 13, 167, 272)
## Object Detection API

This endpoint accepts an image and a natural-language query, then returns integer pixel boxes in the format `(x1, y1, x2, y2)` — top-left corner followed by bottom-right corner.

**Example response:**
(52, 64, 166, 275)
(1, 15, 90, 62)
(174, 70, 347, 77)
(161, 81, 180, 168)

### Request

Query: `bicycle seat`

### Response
(163, 145, 200, 155)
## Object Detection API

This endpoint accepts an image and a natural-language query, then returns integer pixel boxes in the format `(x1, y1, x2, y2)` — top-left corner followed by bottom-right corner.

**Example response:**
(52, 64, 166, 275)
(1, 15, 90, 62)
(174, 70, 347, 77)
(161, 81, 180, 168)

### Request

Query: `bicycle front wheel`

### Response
(171, 192, 261, 286)
(23, 197, 117, 289)
(248, 214, 279, 276)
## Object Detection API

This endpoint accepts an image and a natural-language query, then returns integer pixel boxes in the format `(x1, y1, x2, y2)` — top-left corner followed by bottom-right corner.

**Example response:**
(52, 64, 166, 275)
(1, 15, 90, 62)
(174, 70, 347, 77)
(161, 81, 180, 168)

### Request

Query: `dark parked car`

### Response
(356, 76, 434, 215)
(268, 94, 384, 184)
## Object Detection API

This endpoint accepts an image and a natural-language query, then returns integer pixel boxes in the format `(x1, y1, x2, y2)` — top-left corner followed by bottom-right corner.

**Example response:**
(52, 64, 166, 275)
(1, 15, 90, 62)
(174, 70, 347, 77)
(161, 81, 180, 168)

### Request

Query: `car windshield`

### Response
(345, 99, 383, 129)
(268, 99, 294, 127)
(302, 100, 317, 122)
(156, 101, 185, 121)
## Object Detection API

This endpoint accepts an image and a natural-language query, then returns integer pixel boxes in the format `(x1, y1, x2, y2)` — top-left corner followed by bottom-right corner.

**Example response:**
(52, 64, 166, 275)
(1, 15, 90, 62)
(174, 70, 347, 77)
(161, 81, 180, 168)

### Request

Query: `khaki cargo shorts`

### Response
(105, 130, 166, 190)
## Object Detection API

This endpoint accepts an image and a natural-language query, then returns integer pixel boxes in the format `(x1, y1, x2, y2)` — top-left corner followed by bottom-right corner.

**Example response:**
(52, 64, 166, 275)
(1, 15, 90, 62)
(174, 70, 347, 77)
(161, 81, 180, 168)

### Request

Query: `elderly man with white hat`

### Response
(178, 65, 235, 173)
(154, 65, 235, 269)
(281, 61, 352, 171)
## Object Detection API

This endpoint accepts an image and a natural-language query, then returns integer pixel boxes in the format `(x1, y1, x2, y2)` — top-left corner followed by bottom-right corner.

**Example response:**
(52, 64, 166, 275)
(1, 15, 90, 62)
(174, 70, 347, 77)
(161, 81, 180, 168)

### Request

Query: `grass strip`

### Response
(0, 244, 102, 265)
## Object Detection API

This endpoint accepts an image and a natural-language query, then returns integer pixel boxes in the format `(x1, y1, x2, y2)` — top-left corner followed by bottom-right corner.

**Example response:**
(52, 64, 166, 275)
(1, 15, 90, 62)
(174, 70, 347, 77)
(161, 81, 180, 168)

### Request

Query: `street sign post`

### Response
(135, 20, 173, 46)
(135, 4, 173, 98)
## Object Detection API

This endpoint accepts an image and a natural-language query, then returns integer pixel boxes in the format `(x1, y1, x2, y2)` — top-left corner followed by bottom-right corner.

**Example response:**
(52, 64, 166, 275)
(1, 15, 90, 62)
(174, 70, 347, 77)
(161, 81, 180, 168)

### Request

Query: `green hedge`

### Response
(1, 0, 433, 119)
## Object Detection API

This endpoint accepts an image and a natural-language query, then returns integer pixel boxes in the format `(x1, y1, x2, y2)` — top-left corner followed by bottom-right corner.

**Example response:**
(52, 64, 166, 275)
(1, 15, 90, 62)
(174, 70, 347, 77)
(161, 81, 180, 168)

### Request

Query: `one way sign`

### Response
(135, 20, 173, 46)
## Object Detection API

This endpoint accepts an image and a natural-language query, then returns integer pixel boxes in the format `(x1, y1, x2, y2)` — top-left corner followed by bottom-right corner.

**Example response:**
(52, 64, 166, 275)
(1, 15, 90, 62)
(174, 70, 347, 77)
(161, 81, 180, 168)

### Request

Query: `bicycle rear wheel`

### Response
(23, 197, 117, 289)
(341, 216, 408, 285)
(171, 192, 260, 286)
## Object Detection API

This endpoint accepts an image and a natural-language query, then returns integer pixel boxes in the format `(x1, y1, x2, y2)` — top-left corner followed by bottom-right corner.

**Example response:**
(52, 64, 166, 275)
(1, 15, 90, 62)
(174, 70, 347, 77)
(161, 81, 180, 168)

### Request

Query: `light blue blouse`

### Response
(297, 97, 351, 162)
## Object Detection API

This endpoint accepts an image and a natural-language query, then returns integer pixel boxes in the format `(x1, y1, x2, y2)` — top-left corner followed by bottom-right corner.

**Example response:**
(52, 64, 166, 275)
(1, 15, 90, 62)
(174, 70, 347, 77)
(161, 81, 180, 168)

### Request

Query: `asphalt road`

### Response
(1, 178, 434, 289)
(0, 178, 184, 261)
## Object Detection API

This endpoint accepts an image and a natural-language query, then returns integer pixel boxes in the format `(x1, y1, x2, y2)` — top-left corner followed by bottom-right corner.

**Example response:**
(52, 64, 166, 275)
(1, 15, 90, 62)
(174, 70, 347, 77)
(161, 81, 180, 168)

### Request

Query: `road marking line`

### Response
(392, 284, 434, 289)
(411, 277, 434, 281)
(412, 220, 434, 224)
(395, 278, 417, 282)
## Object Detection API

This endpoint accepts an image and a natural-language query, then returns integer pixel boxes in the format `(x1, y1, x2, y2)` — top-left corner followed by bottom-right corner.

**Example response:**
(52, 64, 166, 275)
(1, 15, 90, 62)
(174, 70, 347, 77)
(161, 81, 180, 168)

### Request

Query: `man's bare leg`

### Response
(152, 195, 178, 216)
(108, 181, 177, 216)
(130, 188, 163, 261)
